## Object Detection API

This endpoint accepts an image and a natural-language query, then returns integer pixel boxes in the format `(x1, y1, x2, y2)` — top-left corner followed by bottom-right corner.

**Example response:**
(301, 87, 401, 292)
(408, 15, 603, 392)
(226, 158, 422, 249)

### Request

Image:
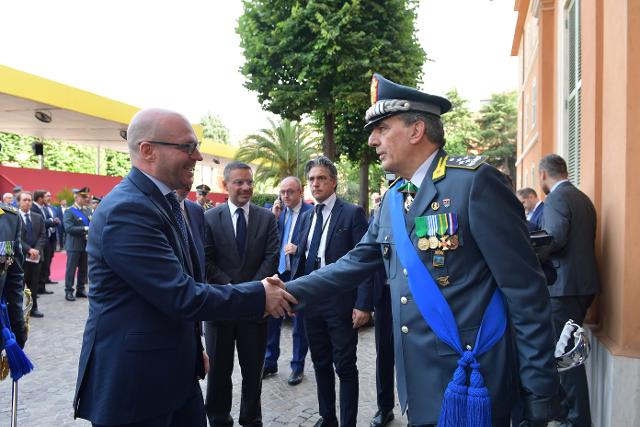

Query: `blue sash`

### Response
(69, 207, 90, 226)
(388, 180, 507, 427)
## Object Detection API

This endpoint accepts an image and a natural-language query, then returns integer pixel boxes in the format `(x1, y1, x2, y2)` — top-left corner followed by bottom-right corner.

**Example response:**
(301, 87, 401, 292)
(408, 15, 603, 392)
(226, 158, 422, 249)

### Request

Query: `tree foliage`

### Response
(475, 91, 518, 179)
(235, 118, 320, 188)
(237, 0, 425, 162)
(200, 112, 231, 145)
(0, 131, 129, 177)
(441, 88, 479, 156)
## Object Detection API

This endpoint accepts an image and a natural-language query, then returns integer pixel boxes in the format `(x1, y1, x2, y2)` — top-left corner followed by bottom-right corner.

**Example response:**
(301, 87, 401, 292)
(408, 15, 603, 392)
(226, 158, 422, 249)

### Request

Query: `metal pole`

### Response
(10, 380, 18, 427)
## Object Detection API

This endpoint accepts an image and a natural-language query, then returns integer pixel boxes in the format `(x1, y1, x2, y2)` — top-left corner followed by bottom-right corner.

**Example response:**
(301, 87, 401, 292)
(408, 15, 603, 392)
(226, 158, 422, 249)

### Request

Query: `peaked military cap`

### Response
(73, 187, 91, 196)
(196, 184, 211, 195)
(365, 73, 452, 130)
(91, 196, 102, 203)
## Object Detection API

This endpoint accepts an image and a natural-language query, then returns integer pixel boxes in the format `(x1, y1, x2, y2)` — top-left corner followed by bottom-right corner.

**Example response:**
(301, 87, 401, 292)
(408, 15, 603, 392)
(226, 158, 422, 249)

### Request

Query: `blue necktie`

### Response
(304, 204, 324, 275)
(278, 208, 293, 274)
(236, 207, 247, 258)
(25, 213, 34, 243)
(165, 192, 189, 251)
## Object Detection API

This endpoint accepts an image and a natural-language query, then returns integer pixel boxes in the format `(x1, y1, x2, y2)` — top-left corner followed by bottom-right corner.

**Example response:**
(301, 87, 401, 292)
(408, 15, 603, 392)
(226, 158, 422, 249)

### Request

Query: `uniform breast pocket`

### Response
(376, 227, 397, 279)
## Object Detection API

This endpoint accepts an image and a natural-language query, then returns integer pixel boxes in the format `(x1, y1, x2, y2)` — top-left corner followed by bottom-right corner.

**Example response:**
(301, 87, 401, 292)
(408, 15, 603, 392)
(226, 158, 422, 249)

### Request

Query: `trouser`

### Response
(38, 236, 56, 288)
(91, 380, 206, 427)
(305, 308, 359, 427)
(65, 250, 88, 292)
(374, 284, 395, 414)
(264, 312, 308, 373)
(23, 258, 41, 310)
(205, 320, 267, 427)
(550, 295, 595, 427)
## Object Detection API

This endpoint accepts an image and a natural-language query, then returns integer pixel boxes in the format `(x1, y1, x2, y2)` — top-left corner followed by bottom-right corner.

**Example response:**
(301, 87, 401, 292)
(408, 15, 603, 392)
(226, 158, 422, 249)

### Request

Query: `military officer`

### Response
(63, 187, 92, 302)
(196, 184, 213, 210)
(0, 201, 27, 351)
(269, 74, 563, 427)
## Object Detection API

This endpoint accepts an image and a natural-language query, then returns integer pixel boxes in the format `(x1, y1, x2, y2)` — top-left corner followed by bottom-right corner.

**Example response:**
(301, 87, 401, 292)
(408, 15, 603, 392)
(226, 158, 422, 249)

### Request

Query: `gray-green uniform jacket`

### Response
(63, 204, 91, 252)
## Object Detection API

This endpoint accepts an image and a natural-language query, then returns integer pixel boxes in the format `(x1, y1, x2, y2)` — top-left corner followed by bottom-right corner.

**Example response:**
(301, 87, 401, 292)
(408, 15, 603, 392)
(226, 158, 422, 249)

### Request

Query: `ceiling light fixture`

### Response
(34, 110, 52, 123)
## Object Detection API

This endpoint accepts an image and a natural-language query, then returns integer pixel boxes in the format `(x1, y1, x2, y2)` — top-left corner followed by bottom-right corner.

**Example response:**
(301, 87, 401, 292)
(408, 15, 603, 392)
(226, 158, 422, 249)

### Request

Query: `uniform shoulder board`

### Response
(0, 203, 18, 215)
(446, 155, 487, 170)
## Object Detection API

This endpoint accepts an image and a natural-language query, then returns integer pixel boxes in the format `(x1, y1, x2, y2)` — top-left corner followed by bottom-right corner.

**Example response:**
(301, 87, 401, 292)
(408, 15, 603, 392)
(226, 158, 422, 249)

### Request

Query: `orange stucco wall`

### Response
(514, 0, 640, 356)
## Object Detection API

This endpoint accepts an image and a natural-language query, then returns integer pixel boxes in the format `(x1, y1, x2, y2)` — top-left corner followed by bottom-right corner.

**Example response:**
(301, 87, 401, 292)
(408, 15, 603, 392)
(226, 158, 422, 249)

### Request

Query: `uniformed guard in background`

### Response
(63, 187, 92, 302)
(273, 74, 564, 427)
(196, 184, 213, 210)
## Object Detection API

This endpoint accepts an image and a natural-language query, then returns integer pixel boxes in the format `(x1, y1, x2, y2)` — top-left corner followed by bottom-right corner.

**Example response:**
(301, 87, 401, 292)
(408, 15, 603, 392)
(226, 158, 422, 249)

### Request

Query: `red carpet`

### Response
(50, 250, 68, 282)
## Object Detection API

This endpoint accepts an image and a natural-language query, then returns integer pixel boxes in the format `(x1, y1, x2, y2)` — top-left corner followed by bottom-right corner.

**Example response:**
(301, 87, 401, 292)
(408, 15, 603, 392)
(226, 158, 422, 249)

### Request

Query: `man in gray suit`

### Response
(204, 161, 279, 427)
(268, 74, 563, 427)
(539, 154, 600, 427)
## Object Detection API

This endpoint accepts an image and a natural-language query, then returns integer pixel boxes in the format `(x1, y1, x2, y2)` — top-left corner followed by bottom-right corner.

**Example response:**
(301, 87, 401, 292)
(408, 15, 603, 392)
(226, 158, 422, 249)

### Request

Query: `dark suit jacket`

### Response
(184, 200, 205, 280)
(278, 202, 313, 274)
(19, 210, 47, 256)
(290, 197, 373, 316)
(542, 181, 600, 297)
(73, 167, 266, 425)
(31, 203, 56, 241)
(204, 202, 279, 286)
(527, 201, 544, 232)
(285, 150, 559, 424)
(54, 205, 65, 236)
(0, 204, 26, 349)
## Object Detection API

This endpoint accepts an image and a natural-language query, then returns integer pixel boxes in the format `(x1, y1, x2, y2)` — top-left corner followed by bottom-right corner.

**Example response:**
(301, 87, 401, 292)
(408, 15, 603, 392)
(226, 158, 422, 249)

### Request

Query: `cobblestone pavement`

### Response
(0, 282, 408, 427)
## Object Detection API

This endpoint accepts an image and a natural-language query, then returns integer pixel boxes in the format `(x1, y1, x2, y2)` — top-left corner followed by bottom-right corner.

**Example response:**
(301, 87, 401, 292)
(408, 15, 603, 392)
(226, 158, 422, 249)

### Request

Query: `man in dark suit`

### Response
(268, 74, 563, 427)
(539, 154, 600, 427)
(73, 108, 295, 427)
(17, 191, 46, 317)
(516, 187, 544, 232)
(263, 176, 313, 385)
(55, 199, 67, 250)
(287, 156, 373, 427)
(0, 201, 27, 352)
(63, 187, 92, 301)
(31, 190, 59, 294)
(203, 161, 279, 427)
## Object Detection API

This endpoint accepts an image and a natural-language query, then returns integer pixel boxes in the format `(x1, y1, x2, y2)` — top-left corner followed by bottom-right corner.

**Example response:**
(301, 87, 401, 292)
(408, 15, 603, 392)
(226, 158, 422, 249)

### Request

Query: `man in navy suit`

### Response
(289, 156, 373, 427)
(55, 199, 67, 250)
(31, 190, 59, 293)
(540, 154, 600, 427)
(73, 108, 296, 427)
(517, 187, 544, 232)
(263, 176, 313, 385)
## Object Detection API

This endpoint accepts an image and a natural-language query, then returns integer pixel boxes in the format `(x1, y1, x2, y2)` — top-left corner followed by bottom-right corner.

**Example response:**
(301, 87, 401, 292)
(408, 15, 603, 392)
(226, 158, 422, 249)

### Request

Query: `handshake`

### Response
(261, 275, 297, 318)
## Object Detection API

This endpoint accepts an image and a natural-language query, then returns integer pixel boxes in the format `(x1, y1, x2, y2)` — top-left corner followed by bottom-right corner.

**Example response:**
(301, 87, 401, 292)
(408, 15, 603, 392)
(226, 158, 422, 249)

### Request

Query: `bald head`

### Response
(127, 108, 193, 163)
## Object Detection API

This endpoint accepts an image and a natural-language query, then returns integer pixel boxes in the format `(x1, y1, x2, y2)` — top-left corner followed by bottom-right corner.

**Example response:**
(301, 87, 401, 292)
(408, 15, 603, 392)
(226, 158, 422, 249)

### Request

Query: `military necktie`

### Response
(397, 180, 418, 212)
(304, 204, 325, 275)
(278, 207, 293, 274)
(165, 192, 190, 252)
(235, 207, 247, 258)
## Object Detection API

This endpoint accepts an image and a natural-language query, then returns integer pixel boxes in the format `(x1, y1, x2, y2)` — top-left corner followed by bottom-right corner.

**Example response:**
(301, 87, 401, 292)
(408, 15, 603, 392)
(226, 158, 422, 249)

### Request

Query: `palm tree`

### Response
(235, 118, 319, 186)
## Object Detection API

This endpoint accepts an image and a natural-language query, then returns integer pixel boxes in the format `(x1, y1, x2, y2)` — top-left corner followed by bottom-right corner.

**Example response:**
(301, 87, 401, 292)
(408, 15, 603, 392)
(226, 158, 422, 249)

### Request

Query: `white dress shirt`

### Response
(305, 193, 337, 268)
(227, 200, 250, 236)
(409, 149, 440, 188)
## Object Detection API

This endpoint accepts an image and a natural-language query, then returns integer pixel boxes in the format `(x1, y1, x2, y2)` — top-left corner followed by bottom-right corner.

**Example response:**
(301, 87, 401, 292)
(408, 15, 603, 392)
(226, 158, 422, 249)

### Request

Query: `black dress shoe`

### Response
(65, 292, 76, 301)
(262, 366, 277, 378)
(38, 289, 54, 295)
(76, 289, 88, 298)
(370, 409, 394, 427)
(287, 370, 303, 385)
(313, 418, 338, 427)
(45, 280, 58, 284)
(30, 309, 44, 318)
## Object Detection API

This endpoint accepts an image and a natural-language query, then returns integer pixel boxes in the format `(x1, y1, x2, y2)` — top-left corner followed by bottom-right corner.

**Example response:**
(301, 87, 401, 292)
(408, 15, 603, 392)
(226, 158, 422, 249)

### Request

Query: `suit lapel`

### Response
(405, 150, 448, 235)
(325, 198, 343, 250)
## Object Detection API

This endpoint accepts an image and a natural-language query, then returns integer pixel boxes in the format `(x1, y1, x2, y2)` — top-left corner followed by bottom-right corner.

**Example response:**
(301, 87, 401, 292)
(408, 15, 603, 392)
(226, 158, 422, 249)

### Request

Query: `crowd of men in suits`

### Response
(60, 74, 602, 427)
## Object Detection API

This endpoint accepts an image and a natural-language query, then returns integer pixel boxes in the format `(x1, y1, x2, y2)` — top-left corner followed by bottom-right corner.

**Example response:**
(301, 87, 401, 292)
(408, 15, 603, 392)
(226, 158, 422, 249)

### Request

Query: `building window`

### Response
(531, 78, 537, 129)
(565, 0, 582, 185)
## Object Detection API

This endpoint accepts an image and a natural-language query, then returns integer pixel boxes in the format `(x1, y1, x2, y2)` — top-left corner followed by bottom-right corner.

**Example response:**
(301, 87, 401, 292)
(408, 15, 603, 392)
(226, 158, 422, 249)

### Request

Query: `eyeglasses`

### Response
(231, 179, 254, 187)
(138, 140, 201, 156)
(279, 189, 299, 196)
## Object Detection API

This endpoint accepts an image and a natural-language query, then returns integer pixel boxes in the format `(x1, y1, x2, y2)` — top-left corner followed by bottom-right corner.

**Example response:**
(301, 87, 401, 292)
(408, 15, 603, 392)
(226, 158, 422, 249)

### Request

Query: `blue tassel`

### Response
(1, 327, 33, 381)
(438, 354, 471, 427)
(466, 362, 491, 427)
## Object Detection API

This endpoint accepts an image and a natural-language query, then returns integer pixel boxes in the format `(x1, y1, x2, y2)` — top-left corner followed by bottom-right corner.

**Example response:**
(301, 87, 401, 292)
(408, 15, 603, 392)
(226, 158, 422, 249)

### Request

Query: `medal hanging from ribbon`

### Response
(437, 214, 449, 237)
(447, 213, 458, 235)
(428, 215, 439, 249)
(415, 217, 429, 251)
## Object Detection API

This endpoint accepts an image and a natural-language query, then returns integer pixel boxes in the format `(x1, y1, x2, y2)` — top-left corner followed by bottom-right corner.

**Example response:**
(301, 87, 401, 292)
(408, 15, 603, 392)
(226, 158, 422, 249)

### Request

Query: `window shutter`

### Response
(566, 0, 582, 185)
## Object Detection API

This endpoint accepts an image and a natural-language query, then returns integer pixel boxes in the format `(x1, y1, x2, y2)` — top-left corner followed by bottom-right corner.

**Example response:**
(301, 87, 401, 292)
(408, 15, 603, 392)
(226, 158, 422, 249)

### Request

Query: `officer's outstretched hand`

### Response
(262, 275, 298, 319)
